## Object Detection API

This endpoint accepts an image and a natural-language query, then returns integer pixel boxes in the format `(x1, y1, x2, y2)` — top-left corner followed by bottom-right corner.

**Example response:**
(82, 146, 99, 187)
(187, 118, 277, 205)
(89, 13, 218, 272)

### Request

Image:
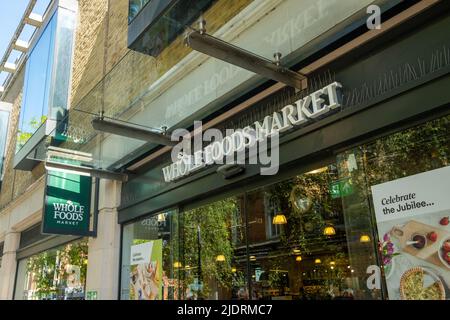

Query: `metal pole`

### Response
(197, 225, 202, 298)
(244, 194, 252, 300)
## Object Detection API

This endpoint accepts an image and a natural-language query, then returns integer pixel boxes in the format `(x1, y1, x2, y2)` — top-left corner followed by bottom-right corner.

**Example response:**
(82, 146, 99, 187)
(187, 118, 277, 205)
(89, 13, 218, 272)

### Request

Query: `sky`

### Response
(0, 0, 51, 85)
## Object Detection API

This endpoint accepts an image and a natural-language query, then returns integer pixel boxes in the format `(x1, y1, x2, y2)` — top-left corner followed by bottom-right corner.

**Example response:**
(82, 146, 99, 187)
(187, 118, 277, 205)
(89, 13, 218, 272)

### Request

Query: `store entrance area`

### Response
(120, 114, 450, 300)
(120, 163, 379, 300)
(177, 164, 377, 300)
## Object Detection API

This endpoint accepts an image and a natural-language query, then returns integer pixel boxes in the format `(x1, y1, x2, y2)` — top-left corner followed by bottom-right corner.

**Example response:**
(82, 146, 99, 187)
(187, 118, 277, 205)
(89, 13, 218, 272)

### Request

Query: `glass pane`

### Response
(48, 7, 77, 121)
(14, 239, 88, 300)
(121, 209, 180, 300)
(338, 114, 450, 300)
(181, 196, 248, 300)
(0, 110, 9, 175)
(246, 163, 377, 300)
(17, 13, 57, 151)
(128, 0, 151, 23)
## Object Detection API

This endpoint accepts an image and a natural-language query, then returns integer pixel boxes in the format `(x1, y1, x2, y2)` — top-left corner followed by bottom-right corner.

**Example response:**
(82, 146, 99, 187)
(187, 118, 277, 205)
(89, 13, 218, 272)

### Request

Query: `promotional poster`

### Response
(129, 240, 163, 300)
(371, 166, 450, 300)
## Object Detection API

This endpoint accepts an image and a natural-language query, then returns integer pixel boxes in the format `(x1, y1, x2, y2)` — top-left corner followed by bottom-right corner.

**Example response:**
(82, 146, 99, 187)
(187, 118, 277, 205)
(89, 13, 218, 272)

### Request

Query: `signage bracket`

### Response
(87, 177, 100, 238)
(184, 20, 308, 90)
(92, 117, 176, 147)
(45, 160, 128, 182)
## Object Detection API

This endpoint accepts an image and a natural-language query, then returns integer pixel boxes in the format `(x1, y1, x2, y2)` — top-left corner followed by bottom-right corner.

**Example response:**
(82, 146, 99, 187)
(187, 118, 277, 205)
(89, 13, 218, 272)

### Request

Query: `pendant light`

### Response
(360, 234, 371, 243)
(216, 254, 226, 262)
(272, 201, 287, 225)
(323, 225, 336, 236)
(273, 213, 287, 225)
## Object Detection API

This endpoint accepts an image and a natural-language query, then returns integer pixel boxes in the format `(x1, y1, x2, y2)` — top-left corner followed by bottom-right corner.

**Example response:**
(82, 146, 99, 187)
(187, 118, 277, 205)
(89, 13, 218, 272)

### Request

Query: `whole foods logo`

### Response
(53, 200, 85, 226)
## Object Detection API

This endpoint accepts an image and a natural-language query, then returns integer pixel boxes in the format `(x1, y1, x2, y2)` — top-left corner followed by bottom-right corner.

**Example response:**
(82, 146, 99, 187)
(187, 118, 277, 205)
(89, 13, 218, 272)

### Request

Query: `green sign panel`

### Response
(330, 178, 354, 199)
(86, 291, 98, 300)
(43, 170, 92, 236)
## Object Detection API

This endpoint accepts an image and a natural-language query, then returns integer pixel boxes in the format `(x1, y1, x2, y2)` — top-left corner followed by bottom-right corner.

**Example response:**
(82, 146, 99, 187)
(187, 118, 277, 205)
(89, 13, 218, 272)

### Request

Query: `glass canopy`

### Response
(28, 0, 377, 173)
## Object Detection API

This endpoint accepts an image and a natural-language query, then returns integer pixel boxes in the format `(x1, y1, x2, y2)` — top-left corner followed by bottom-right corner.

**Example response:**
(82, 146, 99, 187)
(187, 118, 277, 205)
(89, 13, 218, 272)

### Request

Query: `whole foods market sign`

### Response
(163, 82, 343, 182)
(43, 170, 92, 236)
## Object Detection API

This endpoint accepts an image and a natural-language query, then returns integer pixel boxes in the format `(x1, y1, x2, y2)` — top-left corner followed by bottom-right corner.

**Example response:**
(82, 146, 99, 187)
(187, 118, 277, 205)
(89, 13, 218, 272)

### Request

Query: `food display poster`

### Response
(129, 239, 163, 300)
(371, 166, 450, 300)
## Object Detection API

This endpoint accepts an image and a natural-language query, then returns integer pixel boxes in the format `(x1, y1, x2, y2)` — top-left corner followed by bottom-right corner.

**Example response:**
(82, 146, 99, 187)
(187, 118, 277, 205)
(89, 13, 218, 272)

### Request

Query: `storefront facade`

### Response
(118, 2, 450, 300)
(0, 0, 449, 301)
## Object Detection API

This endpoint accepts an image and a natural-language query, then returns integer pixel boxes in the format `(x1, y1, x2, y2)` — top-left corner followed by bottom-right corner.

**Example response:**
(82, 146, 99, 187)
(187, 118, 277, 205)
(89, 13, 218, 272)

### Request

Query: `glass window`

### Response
(180, 196, 247, 300)
(119, 114, 450, 300)
(246, 164, 378, 300)
(128, 0, 218, 56)
(128, 0, 151, 23)
(337, 114, 450, 300)
(16, 6, 76, 151)
(121, 210, 180, 300)
(14, 239, 88, 300)
(17, 13, 57, 151)
(0, 110, 9, 177)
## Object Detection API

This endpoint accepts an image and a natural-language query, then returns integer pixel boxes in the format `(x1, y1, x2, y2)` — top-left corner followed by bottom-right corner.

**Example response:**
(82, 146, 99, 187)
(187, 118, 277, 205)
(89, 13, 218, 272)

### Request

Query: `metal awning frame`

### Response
(91, 117, 177, 147)
(184, 19, 308, 91)
(44, 160, 128, 182)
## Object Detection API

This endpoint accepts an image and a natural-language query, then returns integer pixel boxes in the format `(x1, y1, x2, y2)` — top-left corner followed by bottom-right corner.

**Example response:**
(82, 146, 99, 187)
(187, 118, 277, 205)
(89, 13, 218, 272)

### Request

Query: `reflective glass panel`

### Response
(14, 239, 88, 300)
(121, 210, 180, 300)
(17, 13, 57, 151)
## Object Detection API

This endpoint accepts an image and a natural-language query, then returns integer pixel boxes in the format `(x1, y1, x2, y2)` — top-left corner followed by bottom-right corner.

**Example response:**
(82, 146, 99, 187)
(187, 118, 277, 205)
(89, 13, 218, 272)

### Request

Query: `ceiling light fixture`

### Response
(273, 213, 287, 225)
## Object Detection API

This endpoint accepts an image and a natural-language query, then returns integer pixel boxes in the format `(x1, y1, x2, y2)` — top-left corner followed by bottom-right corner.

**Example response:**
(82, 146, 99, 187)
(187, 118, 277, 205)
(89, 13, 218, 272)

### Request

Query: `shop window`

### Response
(119, 114, 450, 300)
(14, 239, 88, 300)
(337, 114, 450, 300)
(180, 197, 247, 300)
(245, 164, 379, 300)
(14, 3, 77, 170)
(121, 210, 180, 300)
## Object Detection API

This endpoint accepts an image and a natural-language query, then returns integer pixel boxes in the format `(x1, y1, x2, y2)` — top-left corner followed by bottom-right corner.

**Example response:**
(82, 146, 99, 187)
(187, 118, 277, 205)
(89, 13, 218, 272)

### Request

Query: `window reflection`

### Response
(121, 210, 180, 300)
(14, 240, 88, 300)
(128, 0, 151, 23)
(16, 6, 76, 152)
(120, 165, 379, 300)
(247, 165, 359, 300)
(180, 197, 247, 300)
(17, 13, 56, 151)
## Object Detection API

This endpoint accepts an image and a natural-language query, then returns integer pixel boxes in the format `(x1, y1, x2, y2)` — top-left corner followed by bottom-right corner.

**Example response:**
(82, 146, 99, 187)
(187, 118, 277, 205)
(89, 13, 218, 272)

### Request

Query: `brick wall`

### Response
(70, 0, 109, 108)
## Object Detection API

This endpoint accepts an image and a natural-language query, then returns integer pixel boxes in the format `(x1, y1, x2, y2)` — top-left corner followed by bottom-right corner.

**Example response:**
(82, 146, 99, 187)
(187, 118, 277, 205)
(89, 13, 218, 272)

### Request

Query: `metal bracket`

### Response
(45, 160, 129, 182)
(92, 117, 176, 147)
(185, 20, 307, 90)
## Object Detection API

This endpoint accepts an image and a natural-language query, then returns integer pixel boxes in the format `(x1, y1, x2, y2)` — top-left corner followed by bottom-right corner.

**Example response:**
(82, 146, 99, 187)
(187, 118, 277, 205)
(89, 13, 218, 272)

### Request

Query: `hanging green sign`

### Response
(42, 169, 92, 236)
